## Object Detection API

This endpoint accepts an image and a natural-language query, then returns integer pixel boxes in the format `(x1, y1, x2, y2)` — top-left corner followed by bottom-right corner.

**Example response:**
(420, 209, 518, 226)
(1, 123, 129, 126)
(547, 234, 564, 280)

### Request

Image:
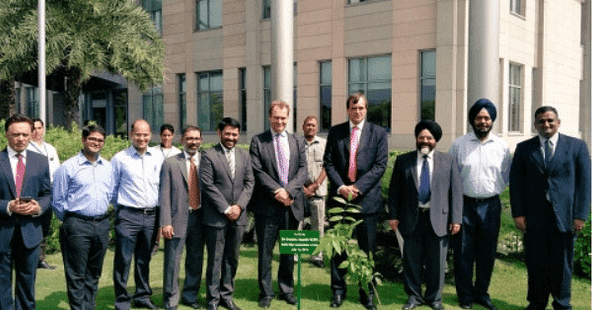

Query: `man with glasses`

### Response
(53, 124, 114, 310)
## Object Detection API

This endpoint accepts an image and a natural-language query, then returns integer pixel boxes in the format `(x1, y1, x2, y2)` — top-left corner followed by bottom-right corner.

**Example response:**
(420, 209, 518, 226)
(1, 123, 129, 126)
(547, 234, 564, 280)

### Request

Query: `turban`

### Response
(414, 120, 442, 142)
(469, 98, 497, 123)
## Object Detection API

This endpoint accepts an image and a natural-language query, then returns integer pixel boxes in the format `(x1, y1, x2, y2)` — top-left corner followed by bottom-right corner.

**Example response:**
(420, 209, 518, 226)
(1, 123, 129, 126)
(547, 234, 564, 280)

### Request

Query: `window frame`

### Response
(319, 60, 332, 132)
(508, 62, 523, 132)
(196, 0, 222, 31)
(196, 70, 224, 132)
(420, 50, 436, 121)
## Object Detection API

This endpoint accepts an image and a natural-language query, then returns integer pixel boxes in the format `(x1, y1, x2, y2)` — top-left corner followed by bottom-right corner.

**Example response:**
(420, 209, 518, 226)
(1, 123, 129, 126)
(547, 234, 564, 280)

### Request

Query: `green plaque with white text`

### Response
(279, 230, 320, 254)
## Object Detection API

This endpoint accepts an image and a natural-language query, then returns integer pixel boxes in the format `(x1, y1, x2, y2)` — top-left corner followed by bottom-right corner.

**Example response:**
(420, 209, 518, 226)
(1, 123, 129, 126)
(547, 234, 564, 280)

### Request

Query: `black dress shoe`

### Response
(330, 294, 345, 308)
(206, 304, 218, 310)
(358, 290, 376, 310)
(133, 300, 159, 309)
(402, 300, 422, 310)
(181, 301, 203, 309)
(280, 294, 297, 305)
(38, 260, 56, 270)
(311, 259, 325, 268)
(219, 300, 241, 310)
(429, 302, 444, 310)
(258, 297, 272, 308)
(475, 299, 497, 310)
(459, 303, 472, 309)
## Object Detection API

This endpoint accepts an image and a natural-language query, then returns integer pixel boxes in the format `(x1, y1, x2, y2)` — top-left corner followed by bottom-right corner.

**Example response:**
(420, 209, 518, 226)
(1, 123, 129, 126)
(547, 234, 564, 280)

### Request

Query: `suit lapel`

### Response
(0, 150, 16, 197)
(357, 123, 370, 154)
(408, 152, 420, 191)
(215, 144, 233, 181)
(547, 134, 566, 172)
(177, 153, 189, 185)
(288, 134, 298, 176)
(528, 138, 545, 174)
(265, 131, 280, 178)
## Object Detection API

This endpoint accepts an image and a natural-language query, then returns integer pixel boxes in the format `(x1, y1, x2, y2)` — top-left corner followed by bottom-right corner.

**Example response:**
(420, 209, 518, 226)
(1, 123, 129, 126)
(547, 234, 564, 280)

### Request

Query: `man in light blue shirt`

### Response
(112, 120, 163, 310)
(449, 99, 511, 310)
(52, 124, 114, 310)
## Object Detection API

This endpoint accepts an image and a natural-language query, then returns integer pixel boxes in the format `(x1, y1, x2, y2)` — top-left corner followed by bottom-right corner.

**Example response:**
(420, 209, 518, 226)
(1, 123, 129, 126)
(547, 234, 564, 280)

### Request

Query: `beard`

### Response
(473, 125, 492, 139)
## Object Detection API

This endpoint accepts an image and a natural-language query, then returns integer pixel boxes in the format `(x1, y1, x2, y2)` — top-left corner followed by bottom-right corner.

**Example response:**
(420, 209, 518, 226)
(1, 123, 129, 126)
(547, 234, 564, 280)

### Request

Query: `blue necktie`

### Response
(418, 155, 431, 204)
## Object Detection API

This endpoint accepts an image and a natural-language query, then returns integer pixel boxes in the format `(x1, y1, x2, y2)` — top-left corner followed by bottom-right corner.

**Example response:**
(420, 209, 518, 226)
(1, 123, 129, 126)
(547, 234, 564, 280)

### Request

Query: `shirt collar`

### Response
(417, 149, 435, 160)
(350, 119, 365, 131)
(128, 145, 153, 157)
(76, 151, 104, 166)
(184, 150, 198, 161)
(7, 146, 26, 158)
(220, 143, 234, 153)
(539, 133, 559, 147)
(468, 131, 495, 144)
(305, 135, 321, 145)
(270, 129, 287, 138)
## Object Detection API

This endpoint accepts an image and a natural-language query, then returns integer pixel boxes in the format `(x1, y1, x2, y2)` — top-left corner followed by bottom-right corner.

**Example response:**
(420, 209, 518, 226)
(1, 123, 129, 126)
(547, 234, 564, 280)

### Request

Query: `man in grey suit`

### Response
(159, 126, 205, 310)
(388, 120, 463, 310)
(201, 118, 255, 310)
(249, 101, 308, 308)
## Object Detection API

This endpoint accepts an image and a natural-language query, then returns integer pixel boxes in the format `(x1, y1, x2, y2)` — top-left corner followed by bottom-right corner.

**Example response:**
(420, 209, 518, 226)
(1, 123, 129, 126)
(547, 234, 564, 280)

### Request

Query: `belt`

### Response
(464, 195, 499, 203)
(65, 212, 110, 222)
(189, 207, 202, 214)
(120, 205, 158, 215)
(419, 207, 430, 214)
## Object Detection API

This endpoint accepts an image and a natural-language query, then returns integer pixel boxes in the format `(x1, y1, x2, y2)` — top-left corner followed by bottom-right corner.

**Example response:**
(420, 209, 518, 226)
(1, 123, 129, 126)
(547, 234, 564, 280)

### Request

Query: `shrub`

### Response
(574, 213, 591, 278)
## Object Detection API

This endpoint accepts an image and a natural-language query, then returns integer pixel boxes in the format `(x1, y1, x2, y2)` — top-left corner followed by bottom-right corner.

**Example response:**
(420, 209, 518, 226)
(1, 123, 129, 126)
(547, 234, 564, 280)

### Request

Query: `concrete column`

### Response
(467, 0, 500, 107)
(271, 0, 294, 133)
(582, 0, 591, 149)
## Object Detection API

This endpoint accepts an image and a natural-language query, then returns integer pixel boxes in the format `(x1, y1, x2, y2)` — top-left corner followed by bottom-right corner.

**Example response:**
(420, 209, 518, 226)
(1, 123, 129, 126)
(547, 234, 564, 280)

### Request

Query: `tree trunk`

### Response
(62, 67, 82, 129)
(0, 79, 16, 119)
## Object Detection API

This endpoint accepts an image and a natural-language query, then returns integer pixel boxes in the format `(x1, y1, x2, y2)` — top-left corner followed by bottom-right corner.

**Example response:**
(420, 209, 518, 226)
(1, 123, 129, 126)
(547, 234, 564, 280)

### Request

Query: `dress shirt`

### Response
(220, 144, 235, 214)
(184, 150, 201, 177)
(271, 129, 290, 167)
(416, 149, 434, 208)
(52, 152, 115, 221)
(112, 146, 163, 209)
(304, 135, 327, 197)
(449, 132, 511, 198)
(7, 146, 27, 186)
(154, 144, 182, 159)
(538, 133, 558, 161)
(28, 140, 60, 182)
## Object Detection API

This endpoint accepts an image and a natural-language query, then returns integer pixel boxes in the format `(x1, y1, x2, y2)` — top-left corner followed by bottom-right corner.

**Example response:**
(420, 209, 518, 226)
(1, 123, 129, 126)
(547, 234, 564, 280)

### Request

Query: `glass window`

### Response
(197, 71, 223, 132)
(348, 55, 392, 130)
(26, 86, 39, 119)
(142, 0, 162, 33)
(196, 0, 222, 30)
(320, 61, 332, 132)
(420, 50, 436, 120)
(348, 0, 369, 4)
(143, 86, 164, 132)
(239, 68, 247, 132)
(178, 74, 186, 130)
(263, 65, 297, 131)
(508, 63, 522, 132)
(263, 0, 271, 19)
(510, 0, 524, 16)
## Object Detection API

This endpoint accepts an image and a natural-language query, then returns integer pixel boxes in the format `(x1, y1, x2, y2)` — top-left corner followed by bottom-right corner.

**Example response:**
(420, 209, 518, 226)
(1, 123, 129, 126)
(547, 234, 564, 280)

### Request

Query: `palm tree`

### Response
(0, 0, 165, 126)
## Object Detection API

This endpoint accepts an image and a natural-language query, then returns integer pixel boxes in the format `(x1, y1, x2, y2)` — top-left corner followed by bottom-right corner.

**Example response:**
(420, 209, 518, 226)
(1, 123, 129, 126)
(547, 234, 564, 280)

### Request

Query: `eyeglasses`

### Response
(86, 137, 105, 144)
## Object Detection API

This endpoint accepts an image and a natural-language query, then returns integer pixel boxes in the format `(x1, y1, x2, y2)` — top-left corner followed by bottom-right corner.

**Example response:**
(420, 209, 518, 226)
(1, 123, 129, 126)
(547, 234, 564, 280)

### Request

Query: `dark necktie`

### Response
(544, 139, 553, 169)
(418, 155, 431, 204)
(16, 153, 25, 197)
(189, 157, 200, 210)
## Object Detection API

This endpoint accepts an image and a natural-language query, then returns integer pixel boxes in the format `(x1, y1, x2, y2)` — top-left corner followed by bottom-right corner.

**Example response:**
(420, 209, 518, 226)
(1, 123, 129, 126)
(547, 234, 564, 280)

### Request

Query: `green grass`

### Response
(35, 244, 590, 310)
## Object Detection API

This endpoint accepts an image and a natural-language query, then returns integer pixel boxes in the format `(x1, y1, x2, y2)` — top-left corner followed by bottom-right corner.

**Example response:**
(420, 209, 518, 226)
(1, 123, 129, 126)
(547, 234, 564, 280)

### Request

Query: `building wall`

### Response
(153, 0, 587, 151)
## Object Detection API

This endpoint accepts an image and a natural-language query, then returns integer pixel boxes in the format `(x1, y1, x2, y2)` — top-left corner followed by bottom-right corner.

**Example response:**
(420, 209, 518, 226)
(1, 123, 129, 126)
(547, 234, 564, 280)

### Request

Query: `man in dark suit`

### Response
(201, 118, 254, 310)
(324, 93, 388, 310)
(249, 101, 308, 308)
(159, 125, 205, 310)
(388, 120, 462, 310)
(0, 114, 51, 310)
(510, 106, 590, 310)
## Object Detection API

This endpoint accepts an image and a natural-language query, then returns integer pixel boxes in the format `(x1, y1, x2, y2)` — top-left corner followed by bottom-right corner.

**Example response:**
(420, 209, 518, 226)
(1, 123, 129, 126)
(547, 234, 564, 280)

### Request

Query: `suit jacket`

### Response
(510, 134, 591, 233)
(388, 150, 463, 237)
(0, 149, 51, 251)
(159, 152, 197, 239)
(249, 130, 308, 221)
(200, 144, 255, 227)
(324, 121, 388, 214)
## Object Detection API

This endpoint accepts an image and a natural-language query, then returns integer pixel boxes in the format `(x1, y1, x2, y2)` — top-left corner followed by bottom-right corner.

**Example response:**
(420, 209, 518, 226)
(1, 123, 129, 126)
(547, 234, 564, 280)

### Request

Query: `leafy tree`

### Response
(0, 79, 16, 119)
(0, 0, 164, 126)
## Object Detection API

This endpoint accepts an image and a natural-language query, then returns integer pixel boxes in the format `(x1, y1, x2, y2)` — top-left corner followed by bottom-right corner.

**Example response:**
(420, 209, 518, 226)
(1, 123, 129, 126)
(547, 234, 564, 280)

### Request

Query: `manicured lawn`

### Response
(36, 244, 590, 309)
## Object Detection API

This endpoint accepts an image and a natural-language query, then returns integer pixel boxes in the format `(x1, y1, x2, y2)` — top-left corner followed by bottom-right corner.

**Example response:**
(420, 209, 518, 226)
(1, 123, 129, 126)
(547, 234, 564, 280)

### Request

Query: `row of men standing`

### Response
(0, 92, 588, 310)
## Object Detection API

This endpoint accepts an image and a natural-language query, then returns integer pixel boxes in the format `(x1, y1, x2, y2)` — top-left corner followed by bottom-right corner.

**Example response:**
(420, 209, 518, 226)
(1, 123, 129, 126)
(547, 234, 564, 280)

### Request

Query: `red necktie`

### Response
(189, 157, 200, 210)
(348, 127, 359, 182)
(16, 153, 25, 197)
